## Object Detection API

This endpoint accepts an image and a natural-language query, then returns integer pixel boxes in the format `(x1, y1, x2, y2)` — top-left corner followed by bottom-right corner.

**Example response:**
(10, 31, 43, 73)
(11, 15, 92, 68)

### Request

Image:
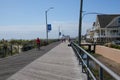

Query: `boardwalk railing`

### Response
(70, 41, 120, 80)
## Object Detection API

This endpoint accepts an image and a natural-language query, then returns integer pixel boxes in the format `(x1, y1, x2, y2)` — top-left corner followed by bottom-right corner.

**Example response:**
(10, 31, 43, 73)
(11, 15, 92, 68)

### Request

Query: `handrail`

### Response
(73, 45, 96, 80)
(71, 41, 120, 80)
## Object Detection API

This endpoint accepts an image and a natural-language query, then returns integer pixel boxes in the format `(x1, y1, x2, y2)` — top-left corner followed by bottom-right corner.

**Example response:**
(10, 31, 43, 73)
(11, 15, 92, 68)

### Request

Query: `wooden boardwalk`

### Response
(7, 42, 87, 80)
(0, 42, 60, 80)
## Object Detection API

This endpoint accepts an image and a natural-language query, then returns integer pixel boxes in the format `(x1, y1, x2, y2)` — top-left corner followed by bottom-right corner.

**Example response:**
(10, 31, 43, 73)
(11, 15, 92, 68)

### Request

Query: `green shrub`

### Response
(104, 43, 120, 50)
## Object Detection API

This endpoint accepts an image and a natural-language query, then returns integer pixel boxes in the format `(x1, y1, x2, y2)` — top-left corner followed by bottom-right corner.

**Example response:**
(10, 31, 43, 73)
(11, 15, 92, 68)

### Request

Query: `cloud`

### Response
(51, 21, 79, 38)
(0, 25, 46, 39)
(0, 22, 92, 39)
(0, 25, 45, 32)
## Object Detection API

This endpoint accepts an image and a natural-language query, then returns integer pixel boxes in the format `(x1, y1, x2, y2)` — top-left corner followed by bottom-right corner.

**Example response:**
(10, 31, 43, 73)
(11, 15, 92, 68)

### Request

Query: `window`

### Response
(118, 18, 120, 23)
(110, 30, 118, 35)
(101, 30, 105, 36)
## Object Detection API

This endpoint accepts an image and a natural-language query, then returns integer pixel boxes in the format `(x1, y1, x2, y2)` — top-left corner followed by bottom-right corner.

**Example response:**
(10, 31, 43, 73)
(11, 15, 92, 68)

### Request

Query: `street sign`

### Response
(59, 32, 61, 36)
(47, 24, 52, 31)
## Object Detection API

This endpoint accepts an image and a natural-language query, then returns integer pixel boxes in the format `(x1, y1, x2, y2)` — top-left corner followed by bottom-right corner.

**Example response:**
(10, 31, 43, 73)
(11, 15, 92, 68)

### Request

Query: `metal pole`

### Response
(45, 7, 54, 44)
(87, 55, 90, 80)
(58, 27, 59, 39)
(99, 67, 103, 80)
(78, 0, 83, 46)
(45, 11, 48, 44)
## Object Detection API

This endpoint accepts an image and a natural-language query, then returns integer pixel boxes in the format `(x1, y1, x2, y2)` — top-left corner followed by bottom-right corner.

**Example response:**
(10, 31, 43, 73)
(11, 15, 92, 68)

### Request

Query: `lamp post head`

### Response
(46, 7, 54, 12)
(50, 7, 54, 9)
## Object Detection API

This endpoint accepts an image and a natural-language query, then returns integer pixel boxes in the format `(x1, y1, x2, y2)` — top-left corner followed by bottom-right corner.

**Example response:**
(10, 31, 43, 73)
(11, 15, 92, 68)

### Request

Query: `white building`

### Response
(87, 14, 120, 43)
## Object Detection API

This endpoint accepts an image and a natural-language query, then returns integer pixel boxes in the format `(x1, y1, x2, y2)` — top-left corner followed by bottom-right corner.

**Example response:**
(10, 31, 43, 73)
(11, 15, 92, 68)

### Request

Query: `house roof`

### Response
(97, 14, 120, 28)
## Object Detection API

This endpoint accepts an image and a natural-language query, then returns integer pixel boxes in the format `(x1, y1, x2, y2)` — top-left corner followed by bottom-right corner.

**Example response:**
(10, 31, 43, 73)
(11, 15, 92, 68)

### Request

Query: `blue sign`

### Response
(47, 24, 52, 31)
(59, 32, 61, 36)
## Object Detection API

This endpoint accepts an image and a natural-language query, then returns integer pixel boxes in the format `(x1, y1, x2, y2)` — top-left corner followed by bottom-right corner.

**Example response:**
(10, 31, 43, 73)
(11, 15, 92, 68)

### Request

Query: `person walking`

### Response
(36, 37, 41, 50)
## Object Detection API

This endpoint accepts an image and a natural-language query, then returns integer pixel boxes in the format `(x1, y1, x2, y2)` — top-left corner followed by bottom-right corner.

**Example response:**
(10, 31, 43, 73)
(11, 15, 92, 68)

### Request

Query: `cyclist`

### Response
(36, 38, 41, 50)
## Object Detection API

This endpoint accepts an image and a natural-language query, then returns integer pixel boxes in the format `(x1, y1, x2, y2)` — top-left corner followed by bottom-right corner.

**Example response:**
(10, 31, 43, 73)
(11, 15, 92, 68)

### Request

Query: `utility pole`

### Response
(78, 0, 83, 46)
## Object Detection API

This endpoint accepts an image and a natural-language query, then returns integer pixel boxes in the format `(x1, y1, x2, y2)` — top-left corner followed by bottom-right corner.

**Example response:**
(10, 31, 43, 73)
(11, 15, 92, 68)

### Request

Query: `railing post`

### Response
(79, 48, 82, 65)
(79, 54, 81, 65)
(99, 67, 103, 80)
(93, 43, 96, 53)
(77, 47, 79, 60)
(87, 55, 90, 80)
(81, 52, 84, 73)
(88, 45, 91, 52)
(81, 60, 84, 73)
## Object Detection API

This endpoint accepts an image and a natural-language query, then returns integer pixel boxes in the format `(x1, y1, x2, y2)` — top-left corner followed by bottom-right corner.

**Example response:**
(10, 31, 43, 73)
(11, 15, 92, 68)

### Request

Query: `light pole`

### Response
(78, 0, 83, 46)
(78, 0, 107, 46)
(45, 7, 54, 44)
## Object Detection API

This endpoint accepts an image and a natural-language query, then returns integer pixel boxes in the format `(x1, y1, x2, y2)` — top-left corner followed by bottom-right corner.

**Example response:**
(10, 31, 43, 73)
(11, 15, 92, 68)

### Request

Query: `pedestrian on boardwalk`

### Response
(36, 37, 41, 50)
